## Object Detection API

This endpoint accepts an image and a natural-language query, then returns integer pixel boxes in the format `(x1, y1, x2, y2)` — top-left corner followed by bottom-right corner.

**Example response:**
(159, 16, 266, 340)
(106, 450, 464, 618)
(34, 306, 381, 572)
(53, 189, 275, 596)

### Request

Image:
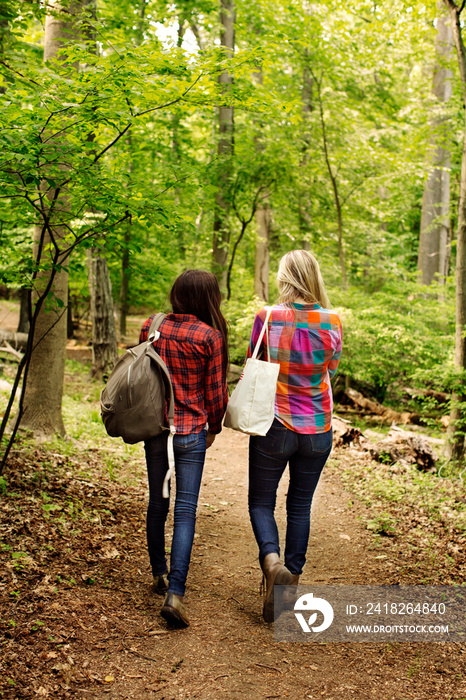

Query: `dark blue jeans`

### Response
(144, 429, 207, 597)
(249, 419, 333, 576)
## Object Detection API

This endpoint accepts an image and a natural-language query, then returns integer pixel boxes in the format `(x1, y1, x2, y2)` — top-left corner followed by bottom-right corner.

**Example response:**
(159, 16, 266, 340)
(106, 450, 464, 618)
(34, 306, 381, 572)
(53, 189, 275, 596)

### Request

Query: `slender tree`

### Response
(19, 1, 80, 436)
(212, 0, 235, 287)
(119, 0, 147, 339)
(87, 249, 118, 378)
(254, 200, 271, 301)
(418, 3, 453, 286)
(298, 51, 314, 249)
(313, 72, 347, 290)
(253, 64, 270, 301)
(443, 0, 466, 461)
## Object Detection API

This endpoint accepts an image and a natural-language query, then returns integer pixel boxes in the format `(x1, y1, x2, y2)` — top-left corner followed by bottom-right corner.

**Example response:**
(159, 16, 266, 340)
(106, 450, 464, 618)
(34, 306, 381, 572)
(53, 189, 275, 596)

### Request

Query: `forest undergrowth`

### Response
(1, 359, 466, 698)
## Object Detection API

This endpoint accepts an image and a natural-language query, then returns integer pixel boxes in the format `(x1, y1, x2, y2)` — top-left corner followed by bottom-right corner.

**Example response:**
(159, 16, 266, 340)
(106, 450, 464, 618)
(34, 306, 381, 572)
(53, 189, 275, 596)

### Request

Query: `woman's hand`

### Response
(206, 431, 216, 449)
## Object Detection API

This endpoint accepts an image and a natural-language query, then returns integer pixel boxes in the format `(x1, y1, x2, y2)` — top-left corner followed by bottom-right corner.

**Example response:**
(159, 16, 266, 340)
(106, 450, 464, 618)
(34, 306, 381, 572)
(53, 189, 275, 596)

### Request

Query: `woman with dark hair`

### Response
(139, 270, 229, 628)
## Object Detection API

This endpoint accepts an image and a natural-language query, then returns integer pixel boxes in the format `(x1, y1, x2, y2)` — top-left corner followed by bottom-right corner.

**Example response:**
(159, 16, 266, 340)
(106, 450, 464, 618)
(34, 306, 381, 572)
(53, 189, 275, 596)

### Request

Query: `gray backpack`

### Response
(100, 313, 175, 497)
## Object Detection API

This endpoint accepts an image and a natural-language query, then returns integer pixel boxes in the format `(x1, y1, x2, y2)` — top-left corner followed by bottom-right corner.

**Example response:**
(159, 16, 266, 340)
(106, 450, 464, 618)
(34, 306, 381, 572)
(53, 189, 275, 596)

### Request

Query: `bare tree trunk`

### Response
(444, 0, 466, 461)
(418, 4, 453, 285)
(81, 0, 117, 375)
(21, 230, 69, 436)
(17, 288, 30, 334)
(212, 0, 235, 288)
(252, 64, 270, 302)
(314, 75, 347, 289)
(298, 55, 314, 248)
(119, 0, 148, 339)
(254, 200, 271, 301)
(67, 287, 74, 339)
(19, 2, 81, 437)
(119, 221, 130, 339)
(0, 13, 9, 96)
(172, 14, 188, 259)
(88, 250, 118, 378)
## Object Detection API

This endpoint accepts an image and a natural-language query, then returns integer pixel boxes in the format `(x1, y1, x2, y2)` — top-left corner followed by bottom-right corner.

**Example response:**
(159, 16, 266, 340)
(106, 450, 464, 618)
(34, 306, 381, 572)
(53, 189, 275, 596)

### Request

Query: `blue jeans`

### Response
(144, 429, 207, 597)
(249, 419, 333, 576)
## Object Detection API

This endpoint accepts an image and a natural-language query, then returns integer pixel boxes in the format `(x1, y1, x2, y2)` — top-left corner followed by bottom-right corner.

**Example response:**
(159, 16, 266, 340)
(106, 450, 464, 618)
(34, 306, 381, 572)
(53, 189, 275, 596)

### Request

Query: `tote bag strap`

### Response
(251, 306, 273, 361)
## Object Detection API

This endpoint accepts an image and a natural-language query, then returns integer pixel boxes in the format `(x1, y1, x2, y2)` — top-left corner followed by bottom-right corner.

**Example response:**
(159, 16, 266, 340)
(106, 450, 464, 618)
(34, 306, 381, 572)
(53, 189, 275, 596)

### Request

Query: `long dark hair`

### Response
(170, 270, 229, 371)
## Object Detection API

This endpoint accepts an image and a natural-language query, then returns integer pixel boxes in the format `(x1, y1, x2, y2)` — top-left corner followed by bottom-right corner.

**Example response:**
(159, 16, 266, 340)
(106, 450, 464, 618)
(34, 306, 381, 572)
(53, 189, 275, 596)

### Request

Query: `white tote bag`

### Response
(224, 307, 280, 436)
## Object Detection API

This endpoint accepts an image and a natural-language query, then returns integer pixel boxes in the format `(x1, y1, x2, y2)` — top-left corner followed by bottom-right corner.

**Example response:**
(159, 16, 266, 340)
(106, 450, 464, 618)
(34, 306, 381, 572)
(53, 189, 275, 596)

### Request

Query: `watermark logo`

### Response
(294, 592, 334, 633)
(275, 585, 466, 642)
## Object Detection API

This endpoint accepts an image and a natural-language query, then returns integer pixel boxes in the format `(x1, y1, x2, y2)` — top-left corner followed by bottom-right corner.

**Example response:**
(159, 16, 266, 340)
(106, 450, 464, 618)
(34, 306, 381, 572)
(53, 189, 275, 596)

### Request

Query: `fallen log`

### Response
(403, 386, 449, 404)
(366, 426, 438, 472)
(0, 330, 28, 351)
(344, 387, 421, 425)
(332, 417, 441, 471)
(332, 415, 362, 447)
(0, 341, 23, 361)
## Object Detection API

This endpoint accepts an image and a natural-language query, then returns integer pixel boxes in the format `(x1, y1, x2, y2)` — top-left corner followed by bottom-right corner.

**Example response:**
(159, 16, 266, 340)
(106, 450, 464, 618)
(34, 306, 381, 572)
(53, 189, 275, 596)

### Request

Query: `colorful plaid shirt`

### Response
(140, 314, 228, 435)
(247, 303, 342, 434)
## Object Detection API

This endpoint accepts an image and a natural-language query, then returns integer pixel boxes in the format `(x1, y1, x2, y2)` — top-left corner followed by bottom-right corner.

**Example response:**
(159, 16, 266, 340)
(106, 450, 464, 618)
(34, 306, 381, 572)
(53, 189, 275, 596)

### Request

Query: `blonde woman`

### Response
(247, 250, 342, 622)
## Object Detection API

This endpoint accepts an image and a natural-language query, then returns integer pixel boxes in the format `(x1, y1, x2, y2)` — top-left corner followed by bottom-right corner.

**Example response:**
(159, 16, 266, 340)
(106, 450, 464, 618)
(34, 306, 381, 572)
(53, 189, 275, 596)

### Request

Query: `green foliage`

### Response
(0, 6, 268, 296)
(0, 0, 463, 444)
(333, 276, 455, 402)
(223, 295, 264, 366)
(342, 459, 466, 534)
(365, 512, 397, 536)
(0, 0, 453, 311)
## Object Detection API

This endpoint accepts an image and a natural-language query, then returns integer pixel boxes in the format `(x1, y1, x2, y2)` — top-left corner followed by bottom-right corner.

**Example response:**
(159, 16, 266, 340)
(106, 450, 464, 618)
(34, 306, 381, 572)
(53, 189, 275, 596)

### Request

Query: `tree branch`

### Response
(0, 60, 41, 86)
(134, 73, 203, 118)
(227, 183, 272, 299)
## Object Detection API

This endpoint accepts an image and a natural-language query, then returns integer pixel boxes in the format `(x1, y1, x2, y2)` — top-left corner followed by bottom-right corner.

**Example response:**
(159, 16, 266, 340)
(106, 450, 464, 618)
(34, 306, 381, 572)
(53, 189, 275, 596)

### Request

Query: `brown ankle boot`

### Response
(152, 573, 169, 595)
(282, 574, 300, 609)
(161, 592, 189, 628)
(261, 553, 293, 623)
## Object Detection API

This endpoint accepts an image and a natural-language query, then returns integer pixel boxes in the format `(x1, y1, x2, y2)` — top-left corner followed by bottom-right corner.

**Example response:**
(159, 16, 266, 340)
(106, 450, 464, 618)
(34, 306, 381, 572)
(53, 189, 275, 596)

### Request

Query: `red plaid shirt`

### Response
(139, 313, 228, 435)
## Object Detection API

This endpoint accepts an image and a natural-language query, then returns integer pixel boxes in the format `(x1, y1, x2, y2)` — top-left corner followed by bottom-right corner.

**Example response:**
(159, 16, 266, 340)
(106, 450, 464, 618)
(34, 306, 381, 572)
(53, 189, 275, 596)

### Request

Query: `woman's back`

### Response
(140, 312, 227, 436)
(249, 302, 342, 434)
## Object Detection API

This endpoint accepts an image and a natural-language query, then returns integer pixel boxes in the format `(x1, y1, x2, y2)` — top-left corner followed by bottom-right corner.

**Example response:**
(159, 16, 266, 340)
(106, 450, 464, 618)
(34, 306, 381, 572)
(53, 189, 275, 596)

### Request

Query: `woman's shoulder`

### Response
(139, 313, 159, 342)
(166, 313, 219, 336)
(313, 306, 342, 334)
(256, 303, 287, 318)
(319, 307, 342, 325)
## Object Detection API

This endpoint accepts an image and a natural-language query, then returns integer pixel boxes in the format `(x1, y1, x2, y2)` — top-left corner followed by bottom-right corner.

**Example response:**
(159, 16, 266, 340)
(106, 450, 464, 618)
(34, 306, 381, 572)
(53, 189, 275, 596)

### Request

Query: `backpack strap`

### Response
(146, 312, 176, 499)
(148, 312, 166, 342)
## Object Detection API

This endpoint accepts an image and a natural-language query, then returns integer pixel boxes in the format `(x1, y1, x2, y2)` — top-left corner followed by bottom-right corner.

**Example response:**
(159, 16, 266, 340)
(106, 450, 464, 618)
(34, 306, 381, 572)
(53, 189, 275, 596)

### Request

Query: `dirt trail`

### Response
(2, 303, 465, 698)
(66, 430, 463, 700)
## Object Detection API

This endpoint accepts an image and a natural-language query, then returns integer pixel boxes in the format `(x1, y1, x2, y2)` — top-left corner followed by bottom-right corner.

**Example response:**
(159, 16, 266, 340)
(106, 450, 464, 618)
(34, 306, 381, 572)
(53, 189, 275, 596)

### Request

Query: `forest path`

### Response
(83, 429, 465, 700)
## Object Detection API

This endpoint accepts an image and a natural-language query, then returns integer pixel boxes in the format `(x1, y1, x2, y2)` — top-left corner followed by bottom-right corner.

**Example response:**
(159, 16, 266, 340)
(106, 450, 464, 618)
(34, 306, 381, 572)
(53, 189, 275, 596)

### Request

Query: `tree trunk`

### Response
(315, 74, 347, 289)
(212, 0, 235, 288)
(17, 288, 30, 334)
(88, 249, 118, 378)
(21, 246, 68, 436)
(254, 199, 271, 301)
(418, 5, 452, 285)
(0, 13, 9, 96)
(172, 15, 188, 259)
(119, 0, 147, 339)
(298, 55, 314, 248)
(19, 2, 81, 437)
(444, 0, 466, 461)
(119, 223, 130, 339)
(67, 286, 74, 339)
(253, 63, 270, 302)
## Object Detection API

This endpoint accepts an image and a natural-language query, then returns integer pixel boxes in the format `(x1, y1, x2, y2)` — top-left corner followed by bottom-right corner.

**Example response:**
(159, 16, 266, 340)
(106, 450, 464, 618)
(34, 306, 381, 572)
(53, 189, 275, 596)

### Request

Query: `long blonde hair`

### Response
(277, 250, 331, 308)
